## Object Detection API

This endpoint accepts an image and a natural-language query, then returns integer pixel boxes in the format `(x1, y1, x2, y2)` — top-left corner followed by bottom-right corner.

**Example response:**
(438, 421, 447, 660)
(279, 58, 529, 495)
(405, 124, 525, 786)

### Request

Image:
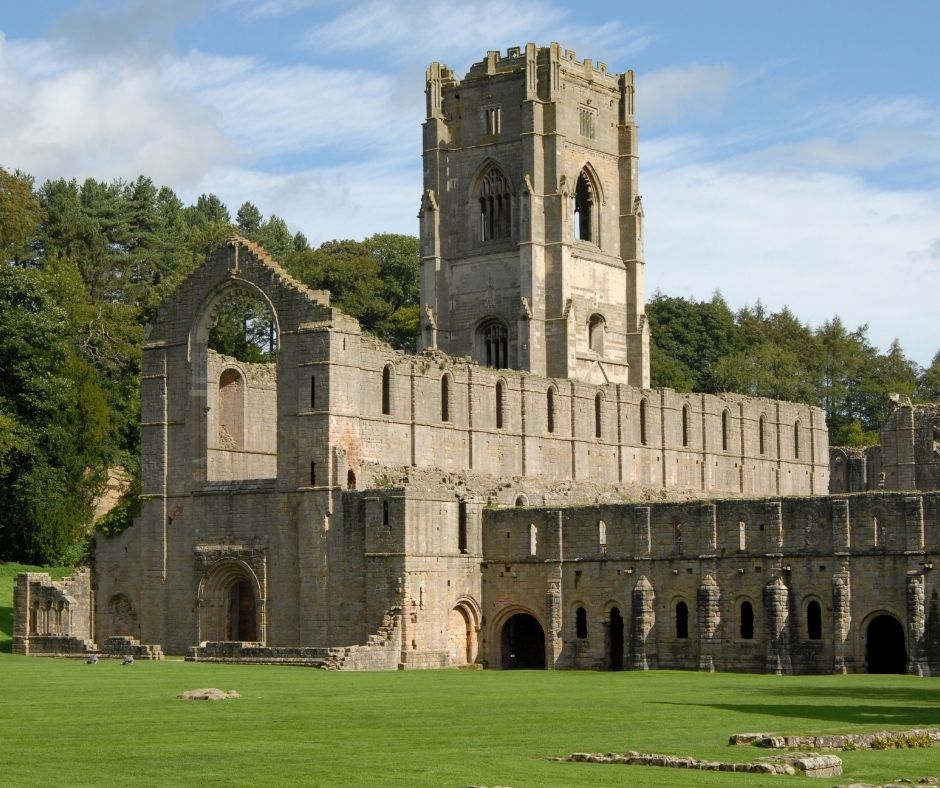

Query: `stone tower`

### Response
(419, 43, 650, 387)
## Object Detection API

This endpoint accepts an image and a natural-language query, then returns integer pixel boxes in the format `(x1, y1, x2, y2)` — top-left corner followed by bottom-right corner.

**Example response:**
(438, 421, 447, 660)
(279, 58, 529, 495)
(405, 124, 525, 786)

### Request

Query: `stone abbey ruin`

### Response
(14, 43, 940, 674)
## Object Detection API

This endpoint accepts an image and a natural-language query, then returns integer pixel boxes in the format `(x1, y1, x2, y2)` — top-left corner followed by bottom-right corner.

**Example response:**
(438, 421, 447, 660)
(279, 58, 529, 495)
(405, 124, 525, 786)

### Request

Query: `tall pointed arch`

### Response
(573, 164, 602, 245)
(473, 160, 513, 241)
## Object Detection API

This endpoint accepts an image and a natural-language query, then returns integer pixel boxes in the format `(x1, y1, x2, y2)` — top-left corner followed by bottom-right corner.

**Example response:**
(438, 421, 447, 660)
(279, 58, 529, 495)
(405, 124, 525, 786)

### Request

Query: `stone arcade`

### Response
(13, 44, 939, 673)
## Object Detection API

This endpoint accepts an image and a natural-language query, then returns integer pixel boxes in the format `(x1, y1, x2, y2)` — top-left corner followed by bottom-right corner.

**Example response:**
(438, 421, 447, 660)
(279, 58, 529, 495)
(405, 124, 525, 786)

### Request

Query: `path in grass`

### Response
(1, 656, 938, 787)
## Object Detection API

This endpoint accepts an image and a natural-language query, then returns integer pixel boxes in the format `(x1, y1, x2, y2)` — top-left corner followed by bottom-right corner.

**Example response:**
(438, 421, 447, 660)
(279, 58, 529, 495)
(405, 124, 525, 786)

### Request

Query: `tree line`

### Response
(0, 165, 937, 563)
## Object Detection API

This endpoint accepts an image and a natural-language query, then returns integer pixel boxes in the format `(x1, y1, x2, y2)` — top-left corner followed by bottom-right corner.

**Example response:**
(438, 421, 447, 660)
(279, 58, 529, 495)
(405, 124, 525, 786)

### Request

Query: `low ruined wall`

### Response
(13, 570, 95, 655)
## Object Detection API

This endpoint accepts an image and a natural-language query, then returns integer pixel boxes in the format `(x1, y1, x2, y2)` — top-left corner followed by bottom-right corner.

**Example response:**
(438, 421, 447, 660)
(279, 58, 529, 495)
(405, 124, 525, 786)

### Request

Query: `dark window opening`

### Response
(547, 388, 556, 434)
(381, 365, 392, 415)
(807, 600, 822, 640)
(575, 606, 588, 639)
(794, 421, 801, 458)
(496, 380, 505, 429)
(458, 500, 468, 554)
(481, 321, 509, 369)
(682, 404, 690, 447)
(309, 462, 316, 486)
(441, 374, 450, 422)
(866, 614, 907, 674)
(310, 375, 316, 409)
(595, 394, 603, 439)
(573, 169, 596, 243)
(739, 601, 754, 640)
(759, 414, 767, 455)
(479, 166, 511, 241)
(347, 469, 356, 490)
(676, 601, 689, 639)
(501, 613, 545, 669)
(639, 398, 648, 445)
(382, 500, 390, 527)
(722, 409, 730, 451)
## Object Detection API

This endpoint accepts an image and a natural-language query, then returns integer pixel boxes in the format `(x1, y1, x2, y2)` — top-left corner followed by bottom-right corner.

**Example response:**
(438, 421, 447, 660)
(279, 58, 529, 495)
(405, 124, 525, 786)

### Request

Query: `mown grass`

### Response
(1, 568, 938, 787)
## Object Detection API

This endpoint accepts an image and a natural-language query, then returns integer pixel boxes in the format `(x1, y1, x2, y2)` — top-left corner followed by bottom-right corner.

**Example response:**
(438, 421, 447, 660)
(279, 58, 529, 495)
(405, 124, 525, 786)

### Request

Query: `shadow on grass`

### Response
(656, 697, 940, 729)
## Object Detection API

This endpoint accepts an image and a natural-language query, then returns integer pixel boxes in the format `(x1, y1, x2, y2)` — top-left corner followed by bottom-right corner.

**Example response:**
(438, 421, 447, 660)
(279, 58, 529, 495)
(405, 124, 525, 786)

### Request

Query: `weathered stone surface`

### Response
(794, 755, 843, 778)
(178, 688, 240, 701)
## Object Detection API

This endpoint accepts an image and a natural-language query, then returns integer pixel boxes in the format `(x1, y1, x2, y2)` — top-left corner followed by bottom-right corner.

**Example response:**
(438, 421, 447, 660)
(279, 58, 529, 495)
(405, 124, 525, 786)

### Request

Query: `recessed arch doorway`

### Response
(500, 612, 545, 669)
(865, 614, 907, 674)
(198, 559, 265, 644)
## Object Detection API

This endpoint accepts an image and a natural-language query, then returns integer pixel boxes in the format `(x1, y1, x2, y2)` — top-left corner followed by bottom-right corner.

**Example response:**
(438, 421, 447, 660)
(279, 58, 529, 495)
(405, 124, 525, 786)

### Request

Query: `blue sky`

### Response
(2, 1, 939, 365)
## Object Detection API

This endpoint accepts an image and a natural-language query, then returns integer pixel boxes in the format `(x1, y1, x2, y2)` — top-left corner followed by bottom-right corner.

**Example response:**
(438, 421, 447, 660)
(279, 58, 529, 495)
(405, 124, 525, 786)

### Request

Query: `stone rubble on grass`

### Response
(557, 750, 841, 777)
(177, 688, 241, 701)
(730, 729, 940, 751)
(836, 780, 937, 788)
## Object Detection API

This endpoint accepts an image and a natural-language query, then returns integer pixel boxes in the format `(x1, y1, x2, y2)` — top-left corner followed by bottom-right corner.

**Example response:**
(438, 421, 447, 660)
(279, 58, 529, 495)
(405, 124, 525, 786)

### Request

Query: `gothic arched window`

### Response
(479, 166, 511, 241)
(573, 168, 598, 244)
(479, 319, 509, 369)
(588, 313, 605, 354)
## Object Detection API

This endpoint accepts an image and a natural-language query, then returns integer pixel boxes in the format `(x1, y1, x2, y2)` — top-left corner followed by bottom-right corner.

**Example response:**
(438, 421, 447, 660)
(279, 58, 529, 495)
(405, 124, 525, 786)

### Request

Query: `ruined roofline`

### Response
(225, 234, 331, 306)
(429, 42, 626, 88)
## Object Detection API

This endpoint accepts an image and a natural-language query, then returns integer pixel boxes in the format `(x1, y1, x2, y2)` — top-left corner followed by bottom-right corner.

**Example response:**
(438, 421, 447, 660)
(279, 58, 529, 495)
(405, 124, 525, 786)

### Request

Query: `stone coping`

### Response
(556, 750, 842, 778)
(731, 729, 940, 751)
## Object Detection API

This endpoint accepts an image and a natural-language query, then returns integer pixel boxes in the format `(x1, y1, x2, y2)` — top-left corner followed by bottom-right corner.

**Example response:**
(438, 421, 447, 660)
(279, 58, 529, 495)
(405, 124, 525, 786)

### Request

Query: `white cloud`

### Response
(642, 154, 940, 365)
(637, 63, 737, 125)
(304, 0, 649, 68)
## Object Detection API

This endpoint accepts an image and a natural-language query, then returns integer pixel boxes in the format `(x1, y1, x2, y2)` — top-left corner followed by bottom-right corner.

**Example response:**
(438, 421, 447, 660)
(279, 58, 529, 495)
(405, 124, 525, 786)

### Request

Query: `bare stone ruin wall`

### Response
(12, 570, 95, 655)
(481, 492, 940, 673)
(330, 336, 827, 498)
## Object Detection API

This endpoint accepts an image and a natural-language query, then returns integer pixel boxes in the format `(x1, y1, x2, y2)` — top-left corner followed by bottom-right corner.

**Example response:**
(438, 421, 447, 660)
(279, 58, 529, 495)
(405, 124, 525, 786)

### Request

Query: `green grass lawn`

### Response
(2, 567, 938, 787)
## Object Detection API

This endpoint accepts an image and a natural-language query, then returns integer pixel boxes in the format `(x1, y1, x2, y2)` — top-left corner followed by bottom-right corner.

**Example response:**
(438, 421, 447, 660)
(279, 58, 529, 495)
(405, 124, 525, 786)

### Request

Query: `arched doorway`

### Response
(228, 581, 257, 641)
(866, 614, 907, 674)
(500, 613, 545, 669)
(608, 607, 624, 671)
(447, 603, 478, 666)
(198, 559, 264, 644)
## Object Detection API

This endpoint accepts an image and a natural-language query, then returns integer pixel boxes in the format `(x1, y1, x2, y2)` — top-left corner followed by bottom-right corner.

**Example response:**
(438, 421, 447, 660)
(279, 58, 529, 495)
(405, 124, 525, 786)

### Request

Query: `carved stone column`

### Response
(764, 576, 792, 675)
(832, 572, 851, 674)
(697, 574, 720, 672)
(630, 575, 655, 670)
(907, 572, 928, 676)
(545, 579, 562, 670)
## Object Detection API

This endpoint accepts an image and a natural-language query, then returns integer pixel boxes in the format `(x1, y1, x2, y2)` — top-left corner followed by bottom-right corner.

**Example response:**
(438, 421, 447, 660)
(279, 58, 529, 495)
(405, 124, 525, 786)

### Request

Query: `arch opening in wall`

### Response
(866, 614, 907, 674)
(575, 606, 588, 639)
(794, 420, 801, 459)
(198, 559, 264, 645)
(441, 373, 451, 423)
(381, 365, 393, 415)
(588, 314, 605, 354)
(594, 393, 603, 439)
(639, 398, 649, 445)
(347, 469, 357, 490)
(573, 167, 599, 244)
(739, 600, 754, 640)
(477, 164, 512, 241)
(682, 403, 691, 447)
(675, 600, 689, 639)
(200, 284, 279, 483)
(500, 612, 545, 669)
(514, 494, 528, 508)
(495, 379, 506, 429)
(806, 599, 822, 640)
(447, 601, 479, 666)
(546, 386, 556, 434)
(608, 606, 624, 670)
(721, 409, 731, 452)
(478, 319, 509, 369)
(759, 414, 767, 455)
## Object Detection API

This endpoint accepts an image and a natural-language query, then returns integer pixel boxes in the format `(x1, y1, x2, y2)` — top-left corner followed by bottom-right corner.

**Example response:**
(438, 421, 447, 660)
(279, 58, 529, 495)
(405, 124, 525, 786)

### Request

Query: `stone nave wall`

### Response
(481, 491, 940, 674)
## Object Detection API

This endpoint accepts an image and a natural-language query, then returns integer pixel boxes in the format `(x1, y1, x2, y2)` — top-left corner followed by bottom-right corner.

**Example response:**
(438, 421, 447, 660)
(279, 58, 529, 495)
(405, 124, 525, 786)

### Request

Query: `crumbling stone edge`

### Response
(554, 750, 842, 777)
(730, 729, 940, 751)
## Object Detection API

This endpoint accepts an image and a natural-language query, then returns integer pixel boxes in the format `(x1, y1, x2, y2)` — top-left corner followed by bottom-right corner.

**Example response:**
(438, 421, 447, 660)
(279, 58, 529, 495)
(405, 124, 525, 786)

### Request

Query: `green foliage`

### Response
(832, 419, 880, 448)
(0, 168, 43, 263)
(95, 479, 142, 538)
(207, 291, 277, 362)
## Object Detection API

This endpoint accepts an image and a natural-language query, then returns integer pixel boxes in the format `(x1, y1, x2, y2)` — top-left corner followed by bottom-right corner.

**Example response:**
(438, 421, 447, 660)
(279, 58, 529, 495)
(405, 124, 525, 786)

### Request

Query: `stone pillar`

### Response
(630, 575, 655, 670)
(545, 579, 562, 670)
(697, 574, 720, 672)
(832, 572, 851, 674)
(906, 572, 929, 676)
(11, 573, 30, 654)
(928, 589, 940, 676)
(764, 576, 791, 675)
